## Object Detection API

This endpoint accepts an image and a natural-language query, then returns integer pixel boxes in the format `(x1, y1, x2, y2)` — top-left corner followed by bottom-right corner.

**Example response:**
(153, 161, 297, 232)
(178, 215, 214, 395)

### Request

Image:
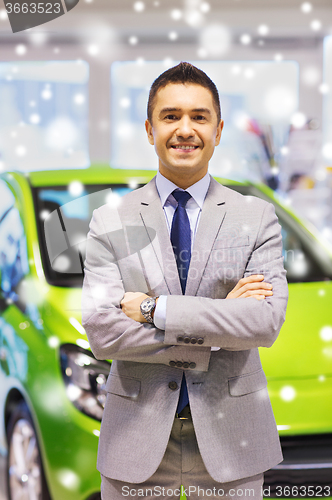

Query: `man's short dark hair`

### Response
(147, 61, 221, 124)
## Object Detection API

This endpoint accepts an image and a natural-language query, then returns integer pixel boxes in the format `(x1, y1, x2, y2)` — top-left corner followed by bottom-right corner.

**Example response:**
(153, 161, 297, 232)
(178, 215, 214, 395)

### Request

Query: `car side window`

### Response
(279, 220, 328, 283)
(0, 180, 29, 299)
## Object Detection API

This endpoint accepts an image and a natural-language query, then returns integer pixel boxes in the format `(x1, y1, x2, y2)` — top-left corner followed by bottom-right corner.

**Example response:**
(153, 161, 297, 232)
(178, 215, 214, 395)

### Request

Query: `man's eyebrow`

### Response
(159, 107, 182, 115)
(159, 107, 212, 115)
(192, 108, 211, 115)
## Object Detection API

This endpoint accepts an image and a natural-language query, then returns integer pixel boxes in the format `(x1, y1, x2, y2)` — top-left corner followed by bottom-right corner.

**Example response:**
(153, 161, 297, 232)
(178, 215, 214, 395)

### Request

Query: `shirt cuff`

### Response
(153, 295, 167, 330)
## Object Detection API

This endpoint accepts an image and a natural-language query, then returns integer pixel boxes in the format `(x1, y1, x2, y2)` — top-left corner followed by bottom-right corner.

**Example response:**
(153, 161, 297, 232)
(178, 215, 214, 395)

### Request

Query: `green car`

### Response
(0, 165, 332, 500)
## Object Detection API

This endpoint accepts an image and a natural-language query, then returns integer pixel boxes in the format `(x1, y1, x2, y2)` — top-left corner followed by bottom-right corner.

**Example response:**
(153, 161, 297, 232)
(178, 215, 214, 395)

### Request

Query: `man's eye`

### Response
(165, 114, 177, 120)
(194, 115, 206, 121)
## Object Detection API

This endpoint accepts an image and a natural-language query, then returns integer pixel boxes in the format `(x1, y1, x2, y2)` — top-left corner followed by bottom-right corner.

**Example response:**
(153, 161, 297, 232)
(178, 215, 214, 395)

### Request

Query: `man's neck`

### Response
(158, 169, 208, 190)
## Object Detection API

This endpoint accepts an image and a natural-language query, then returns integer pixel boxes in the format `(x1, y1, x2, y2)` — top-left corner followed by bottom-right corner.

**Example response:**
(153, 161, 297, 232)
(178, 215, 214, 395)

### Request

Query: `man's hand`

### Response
(120, 292, 150, 322)
(226, 275, 273, 301)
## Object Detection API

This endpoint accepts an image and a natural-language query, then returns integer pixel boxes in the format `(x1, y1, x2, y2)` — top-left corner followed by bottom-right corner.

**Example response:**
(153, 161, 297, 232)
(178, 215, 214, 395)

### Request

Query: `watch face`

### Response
(141, 298, 154, 312)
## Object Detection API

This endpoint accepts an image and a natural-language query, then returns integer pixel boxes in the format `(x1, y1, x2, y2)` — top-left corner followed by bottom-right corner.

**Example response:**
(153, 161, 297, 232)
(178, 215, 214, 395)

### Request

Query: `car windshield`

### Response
(33, 184, 134, 287)
(228, 184, 332, 283)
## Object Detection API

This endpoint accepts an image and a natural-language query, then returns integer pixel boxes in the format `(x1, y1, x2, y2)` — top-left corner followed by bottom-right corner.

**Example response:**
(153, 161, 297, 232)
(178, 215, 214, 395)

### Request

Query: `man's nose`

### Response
(176, 116, 194, 138)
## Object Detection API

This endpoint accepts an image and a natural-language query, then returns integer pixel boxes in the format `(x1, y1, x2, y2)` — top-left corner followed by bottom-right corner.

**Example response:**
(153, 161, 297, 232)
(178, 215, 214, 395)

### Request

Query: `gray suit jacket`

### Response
(82, 176, 288, 484)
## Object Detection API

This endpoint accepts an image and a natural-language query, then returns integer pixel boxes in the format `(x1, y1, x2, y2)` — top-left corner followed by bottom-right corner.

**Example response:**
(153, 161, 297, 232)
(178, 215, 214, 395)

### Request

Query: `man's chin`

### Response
(159, 163, 208, 182)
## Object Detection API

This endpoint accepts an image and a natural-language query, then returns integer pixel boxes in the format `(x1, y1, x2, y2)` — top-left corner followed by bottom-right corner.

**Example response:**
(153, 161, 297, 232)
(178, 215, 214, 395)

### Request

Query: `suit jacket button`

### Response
(176, 361, 183, 368)
(184, 336, 191, 344)
(190, 338, 197, 344)
(197, 338, 204, 345)
(168, 381, 178, 390)
(169, 361, 176, 367)
(189, 362, 196, 369)
(183, 362, 190, 369)
(177, 336, 184, 342)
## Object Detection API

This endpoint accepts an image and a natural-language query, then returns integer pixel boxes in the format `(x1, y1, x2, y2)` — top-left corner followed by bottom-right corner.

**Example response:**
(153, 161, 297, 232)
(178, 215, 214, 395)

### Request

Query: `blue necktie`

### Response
(171, 190, 191, 414)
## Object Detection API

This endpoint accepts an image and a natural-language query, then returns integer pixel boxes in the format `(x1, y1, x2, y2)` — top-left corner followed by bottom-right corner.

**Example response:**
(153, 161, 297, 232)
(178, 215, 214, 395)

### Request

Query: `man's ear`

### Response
(215, 120, 224, 146)
(145, 119, 154, 145)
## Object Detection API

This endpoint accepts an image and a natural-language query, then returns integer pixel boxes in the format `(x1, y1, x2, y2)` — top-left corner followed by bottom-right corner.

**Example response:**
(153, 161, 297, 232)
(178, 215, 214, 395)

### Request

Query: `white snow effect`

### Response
(319, 83, 329, 94)
(41, 88, 53, 100)
(320, 326, 332, 342)
(48, 336, 60, 348)
(310, 19, 322, 31)
(200, 2, 210, 13)
(291, 112, 307, 129)
(29, 114, 41, 125)
(240, 34, 251, 45)
(170, 9, 182, 21)
(106, 192, 122, 208)
(322, 143, 332, 159)
(0, 9, 8, 20)
(87, 44, 100, 56)
(16, 145, 26, 157)
(169, 31, 178, 41)
(15, 44, 27, 56)
(69, 180, 84, 197)
(264, 86, 296, 120)
(302, 66, 321, 87)
(244, 67, 255, 79)
(133, 1, 145, 13)
(129, 36, 138, 45)
(53, 255, 71, 272)
(74, 93, 85, 105)
(257, 24, 269, 36)
(280, 386, 296, 402)
(301, 2, 312, 13)
(199, 24, 231, 57)
(120, 97, 131, 108)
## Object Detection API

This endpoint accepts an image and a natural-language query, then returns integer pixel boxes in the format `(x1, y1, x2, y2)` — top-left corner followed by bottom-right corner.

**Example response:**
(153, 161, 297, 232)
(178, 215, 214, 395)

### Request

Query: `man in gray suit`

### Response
(82, 62, 288, 499)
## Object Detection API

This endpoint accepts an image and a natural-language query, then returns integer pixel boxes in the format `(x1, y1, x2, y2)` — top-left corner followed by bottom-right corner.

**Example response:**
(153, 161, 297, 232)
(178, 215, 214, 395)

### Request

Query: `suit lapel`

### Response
(185, 177, 226, 297)
(139, 179, 182, 296)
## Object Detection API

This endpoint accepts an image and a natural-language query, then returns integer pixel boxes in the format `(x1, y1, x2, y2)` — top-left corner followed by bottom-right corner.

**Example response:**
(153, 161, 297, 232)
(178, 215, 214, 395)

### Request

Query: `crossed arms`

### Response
(82, 202, 288, 368)
(120, 274, 274, 323)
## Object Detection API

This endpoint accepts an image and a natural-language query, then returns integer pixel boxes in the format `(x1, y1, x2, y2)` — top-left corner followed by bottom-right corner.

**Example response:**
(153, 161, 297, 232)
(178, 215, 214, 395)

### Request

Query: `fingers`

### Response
(240, 288, 273, 299)
(230, 274, 264, 293)
(252, 295, 266, 301)
(120, 292, 149, 322)
(236, 281, 273, 298)
(226, 274, 273, 300)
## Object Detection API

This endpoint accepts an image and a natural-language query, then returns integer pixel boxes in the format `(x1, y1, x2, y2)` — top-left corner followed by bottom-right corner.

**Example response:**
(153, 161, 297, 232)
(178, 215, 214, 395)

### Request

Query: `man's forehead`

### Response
(153, 83, 215, 109)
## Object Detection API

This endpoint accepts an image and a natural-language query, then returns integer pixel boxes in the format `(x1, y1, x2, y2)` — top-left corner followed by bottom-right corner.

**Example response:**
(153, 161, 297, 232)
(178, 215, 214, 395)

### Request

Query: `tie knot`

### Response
(172, 190, 192, 208)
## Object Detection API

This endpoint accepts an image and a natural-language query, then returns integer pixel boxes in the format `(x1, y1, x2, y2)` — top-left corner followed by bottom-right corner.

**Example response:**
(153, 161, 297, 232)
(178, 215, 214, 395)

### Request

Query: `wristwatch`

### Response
(140, 296, 158, 324)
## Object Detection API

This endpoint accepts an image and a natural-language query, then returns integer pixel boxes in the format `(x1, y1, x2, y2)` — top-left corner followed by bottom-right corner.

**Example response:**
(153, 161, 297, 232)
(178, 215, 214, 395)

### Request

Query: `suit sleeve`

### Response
(82, 208, 211, 370)
(164, 203, 288, 350)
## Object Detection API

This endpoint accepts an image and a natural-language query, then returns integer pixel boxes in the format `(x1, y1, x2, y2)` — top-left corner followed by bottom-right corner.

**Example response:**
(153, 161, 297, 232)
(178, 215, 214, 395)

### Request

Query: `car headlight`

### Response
(60, 344, 111, 421)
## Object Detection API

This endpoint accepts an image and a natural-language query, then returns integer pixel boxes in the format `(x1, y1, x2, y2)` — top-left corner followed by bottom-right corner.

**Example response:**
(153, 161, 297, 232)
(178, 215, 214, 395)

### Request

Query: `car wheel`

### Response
(6, 401, 51, 500)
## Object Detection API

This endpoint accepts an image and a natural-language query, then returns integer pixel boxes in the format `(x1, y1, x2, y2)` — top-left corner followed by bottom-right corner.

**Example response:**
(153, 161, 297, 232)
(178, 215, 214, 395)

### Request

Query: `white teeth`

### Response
(174, 145, 197, 150)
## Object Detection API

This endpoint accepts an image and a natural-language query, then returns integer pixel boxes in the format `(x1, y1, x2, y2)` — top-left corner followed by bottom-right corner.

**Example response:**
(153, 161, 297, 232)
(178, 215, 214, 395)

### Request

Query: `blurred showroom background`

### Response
(0, 0, 332, 239)
(1, 2, 332, 500)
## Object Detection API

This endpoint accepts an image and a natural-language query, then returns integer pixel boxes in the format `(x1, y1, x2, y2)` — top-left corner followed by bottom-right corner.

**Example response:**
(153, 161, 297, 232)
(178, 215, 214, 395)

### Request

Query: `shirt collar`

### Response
(156, 171, 210, 210)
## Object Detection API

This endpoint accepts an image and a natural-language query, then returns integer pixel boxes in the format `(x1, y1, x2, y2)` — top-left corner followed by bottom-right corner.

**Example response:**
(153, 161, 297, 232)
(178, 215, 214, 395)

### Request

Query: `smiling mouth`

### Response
(171, 145, 199, 150)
